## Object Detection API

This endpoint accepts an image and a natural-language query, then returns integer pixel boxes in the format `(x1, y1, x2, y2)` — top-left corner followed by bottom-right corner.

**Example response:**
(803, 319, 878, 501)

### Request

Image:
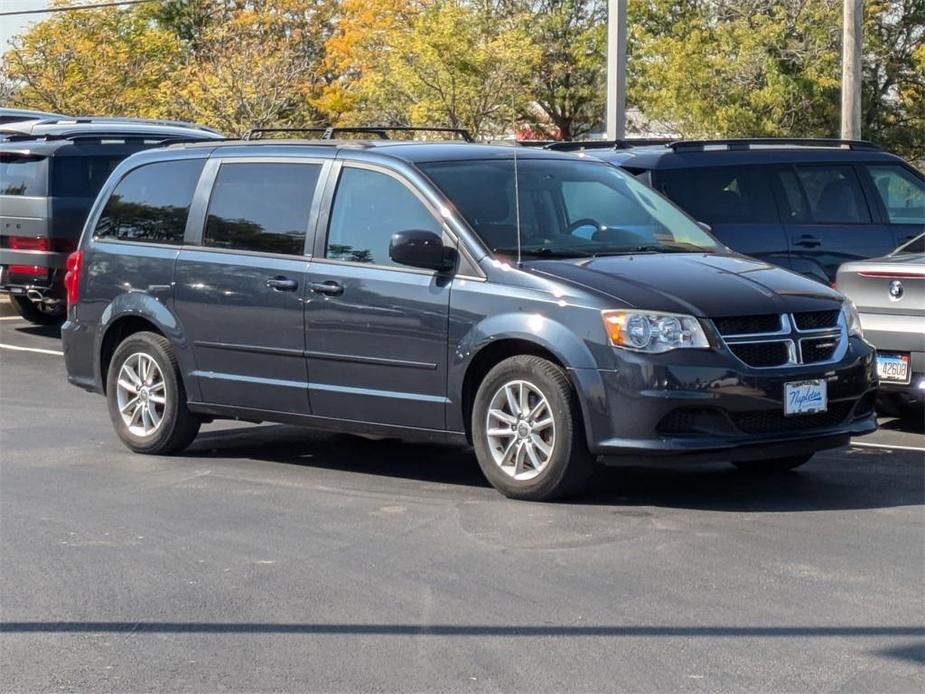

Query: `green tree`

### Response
(520, 0, 607, 140)
(2, 1, 183, 117)
(626, 0, 924, 159)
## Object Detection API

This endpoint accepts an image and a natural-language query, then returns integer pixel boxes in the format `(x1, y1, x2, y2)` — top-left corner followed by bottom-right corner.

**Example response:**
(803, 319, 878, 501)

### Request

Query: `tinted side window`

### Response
(326, 167, 441, 267)
(866, 164, 925, 225)
(792, 165, 870, 224)
(50, 155, 126, 198)
(203, 163, 320, 255)
(95, 159, 204, 244)
(0, 153, 47, 196)
(657, 166, 778, 224)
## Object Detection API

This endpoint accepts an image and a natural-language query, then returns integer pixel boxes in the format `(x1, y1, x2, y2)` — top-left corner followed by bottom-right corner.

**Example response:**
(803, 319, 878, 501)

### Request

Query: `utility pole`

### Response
(606, 0, 627, 140)
(840, 0, 862, 140)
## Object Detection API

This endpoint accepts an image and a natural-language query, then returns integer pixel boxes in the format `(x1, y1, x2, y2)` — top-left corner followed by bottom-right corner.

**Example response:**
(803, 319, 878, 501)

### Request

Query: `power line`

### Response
(0, 0, 158, 17)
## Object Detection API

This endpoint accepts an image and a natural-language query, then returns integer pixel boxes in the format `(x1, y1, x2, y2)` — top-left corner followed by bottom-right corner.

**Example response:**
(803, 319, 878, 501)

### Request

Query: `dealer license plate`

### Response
(876, 352, 910, 384)
(784, 379, 828, 416)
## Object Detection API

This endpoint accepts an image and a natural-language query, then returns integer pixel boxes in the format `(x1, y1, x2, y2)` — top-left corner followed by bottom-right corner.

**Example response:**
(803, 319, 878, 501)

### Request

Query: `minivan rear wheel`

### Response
(472, 355, 594, 501)
(106, 331, 200, 455)
(9, 295, 65, 326)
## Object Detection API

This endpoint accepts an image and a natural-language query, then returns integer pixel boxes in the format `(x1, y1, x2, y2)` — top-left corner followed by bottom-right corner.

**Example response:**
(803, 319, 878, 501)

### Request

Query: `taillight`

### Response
(64, 250, 83, 305)
(8, 264, 45, 276)
(8, 236, 49, 251)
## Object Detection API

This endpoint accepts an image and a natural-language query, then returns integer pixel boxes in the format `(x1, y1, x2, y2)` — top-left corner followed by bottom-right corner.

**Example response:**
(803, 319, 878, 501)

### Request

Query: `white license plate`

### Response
(876, 352, 911, 384)
(784, 379, 828, 416)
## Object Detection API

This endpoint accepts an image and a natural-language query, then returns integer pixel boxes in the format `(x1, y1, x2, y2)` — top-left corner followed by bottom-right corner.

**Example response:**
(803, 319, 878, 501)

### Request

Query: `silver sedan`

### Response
(837, 234, 925, 418)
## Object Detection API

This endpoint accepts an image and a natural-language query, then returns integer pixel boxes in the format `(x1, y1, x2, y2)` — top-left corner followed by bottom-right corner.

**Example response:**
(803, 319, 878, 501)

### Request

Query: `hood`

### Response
(528, 253, 843, 317)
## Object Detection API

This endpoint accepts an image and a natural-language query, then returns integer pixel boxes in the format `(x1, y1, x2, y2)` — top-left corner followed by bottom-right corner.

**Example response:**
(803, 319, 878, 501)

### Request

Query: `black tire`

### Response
(472, 355, 595, 501)
(106, 331, 200, 455)
(9, 294, 65, 326)
(732, 454, 813, 474)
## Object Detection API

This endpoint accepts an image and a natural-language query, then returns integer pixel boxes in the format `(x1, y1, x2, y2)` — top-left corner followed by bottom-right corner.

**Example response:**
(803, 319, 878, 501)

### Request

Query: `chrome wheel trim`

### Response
(485, 379, 556, 481)
(116, 352, 167, 438)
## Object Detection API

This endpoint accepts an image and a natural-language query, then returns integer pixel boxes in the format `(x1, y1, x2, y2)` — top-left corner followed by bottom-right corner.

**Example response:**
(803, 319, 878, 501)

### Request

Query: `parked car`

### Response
(0, 107, 66, 125)
(62, 139, 877, 500)
(837, 233, 925, 419)
(572, 138, 924, 285)
(0, 118, 223, 324)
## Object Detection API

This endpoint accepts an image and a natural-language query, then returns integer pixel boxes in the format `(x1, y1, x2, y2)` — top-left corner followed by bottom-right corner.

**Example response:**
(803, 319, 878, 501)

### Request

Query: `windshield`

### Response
(419, 157, 718, 258)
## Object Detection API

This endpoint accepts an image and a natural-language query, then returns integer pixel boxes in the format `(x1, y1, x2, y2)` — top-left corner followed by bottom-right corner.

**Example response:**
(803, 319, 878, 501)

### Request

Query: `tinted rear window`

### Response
(657, 166, 778, 224)
(94, 159, 204, 244)
(203, 162, 321, 255)
(50, 155, 126, 197)
(0, 153, 47, 196)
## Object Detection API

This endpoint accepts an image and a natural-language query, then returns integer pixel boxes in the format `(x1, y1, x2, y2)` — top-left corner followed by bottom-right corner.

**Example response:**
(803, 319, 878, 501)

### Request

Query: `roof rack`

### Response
(545, 138, 673, 152)
(243, 125, 474, 142)
(21, 116, 220, 133)
(668, 138, 881, 152)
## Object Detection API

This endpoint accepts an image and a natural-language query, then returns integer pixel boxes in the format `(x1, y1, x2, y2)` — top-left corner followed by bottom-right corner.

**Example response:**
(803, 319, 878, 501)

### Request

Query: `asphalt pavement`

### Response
(1, 299, 923, 692)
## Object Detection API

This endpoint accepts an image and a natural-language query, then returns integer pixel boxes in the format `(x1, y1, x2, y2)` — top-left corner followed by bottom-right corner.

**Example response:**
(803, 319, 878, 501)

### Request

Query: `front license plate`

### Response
(784, 379, 828, 416)
(876, 352, 911, 384)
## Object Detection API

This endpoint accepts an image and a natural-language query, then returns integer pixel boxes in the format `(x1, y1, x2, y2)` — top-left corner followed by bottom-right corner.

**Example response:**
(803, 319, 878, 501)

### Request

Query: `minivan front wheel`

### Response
(106, 331, 200, 455)
(472, 355, 594, 501)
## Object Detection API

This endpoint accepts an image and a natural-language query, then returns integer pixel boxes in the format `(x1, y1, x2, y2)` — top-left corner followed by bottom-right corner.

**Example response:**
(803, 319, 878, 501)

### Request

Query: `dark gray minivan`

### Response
(62, 139, 878, 500)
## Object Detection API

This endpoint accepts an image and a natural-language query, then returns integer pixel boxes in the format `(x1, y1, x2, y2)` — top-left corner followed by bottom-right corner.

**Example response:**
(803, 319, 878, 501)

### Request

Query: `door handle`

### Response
(793, 235, 821, 248)
(266, 276, 299, 291)
(309, 280, 344, 296)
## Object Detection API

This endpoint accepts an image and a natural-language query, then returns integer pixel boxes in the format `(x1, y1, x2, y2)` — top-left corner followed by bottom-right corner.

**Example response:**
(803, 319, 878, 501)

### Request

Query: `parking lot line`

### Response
(0, 343, 64, 356)
(0, 316, 24, 321)
(851, 441, 925, 453)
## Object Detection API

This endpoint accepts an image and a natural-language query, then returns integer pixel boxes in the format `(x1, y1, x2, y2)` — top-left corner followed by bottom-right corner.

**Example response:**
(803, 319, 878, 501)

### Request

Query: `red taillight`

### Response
(8, 264, 45, 276)
(9, 236, 49, 251)
(64, 250, 83, 305)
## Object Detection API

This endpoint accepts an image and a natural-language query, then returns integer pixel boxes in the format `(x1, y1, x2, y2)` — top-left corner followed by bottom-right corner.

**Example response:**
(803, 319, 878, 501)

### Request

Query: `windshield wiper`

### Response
(492, 246, 595, 258)
(593, 244, 712, 256)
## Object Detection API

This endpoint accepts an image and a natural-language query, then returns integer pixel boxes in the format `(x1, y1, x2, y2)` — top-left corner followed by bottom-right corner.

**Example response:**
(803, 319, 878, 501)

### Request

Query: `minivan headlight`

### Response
(843, 300, 864, 338)
(601, 310, 709, 353)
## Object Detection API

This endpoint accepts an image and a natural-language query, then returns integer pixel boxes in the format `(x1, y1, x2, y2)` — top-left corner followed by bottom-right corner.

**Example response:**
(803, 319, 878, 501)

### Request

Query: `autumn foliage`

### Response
(1, 0, 922, 157)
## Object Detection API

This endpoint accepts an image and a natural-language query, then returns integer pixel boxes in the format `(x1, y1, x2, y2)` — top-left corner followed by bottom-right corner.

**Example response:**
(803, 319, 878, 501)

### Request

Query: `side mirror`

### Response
(697, 221, 712, 233)
(389, 230, 454, 272)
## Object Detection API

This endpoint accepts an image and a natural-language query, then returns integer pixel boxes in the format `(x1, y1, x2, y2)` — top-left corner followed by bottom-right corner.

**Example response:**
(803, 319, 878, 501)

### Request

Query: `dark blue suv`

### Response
(563, 139, 925, 285)
(62, 139, 878, 500)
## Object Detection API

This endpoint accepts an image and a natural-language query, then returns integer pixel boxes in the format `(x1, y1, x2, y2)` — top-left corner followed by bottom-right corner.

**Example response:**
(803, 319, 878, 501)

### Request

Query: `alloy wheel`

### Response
(116, 352, 167, 437)
(485, 379, 556, 481)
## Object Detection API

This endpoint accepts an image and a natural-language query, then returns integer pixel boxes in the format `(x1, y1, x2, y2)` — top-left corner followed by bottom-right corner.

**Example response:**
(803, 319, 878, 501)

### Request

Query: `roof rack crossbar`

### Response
(545, 138, 673, 152)
(243, 125, 474, 142)
(668, 138, 881, 152)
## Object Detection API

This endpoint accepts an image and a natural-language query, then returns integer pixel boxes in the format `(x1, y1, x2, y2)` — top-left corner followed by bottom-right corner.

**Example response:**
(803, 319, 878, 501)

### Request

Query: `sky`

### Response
(1, 1, 51, 51)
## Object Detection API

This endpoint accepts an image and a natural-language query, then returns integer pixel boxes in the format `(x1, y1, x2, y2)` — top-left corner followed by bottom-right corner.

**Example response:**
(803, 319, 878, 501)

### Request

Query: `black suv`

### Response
(0, 118, 223, 324)
(562, 138, 925, 285)
(62, 139, 877, 500)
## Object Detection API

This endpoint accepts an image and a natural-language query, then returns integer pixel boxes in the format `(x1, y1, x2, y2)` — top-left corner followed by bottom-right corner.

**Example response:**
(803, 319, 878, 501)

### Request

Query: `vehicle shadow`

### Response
(877, 415, 925, 435)
(11, 324, 62, 340)
(187, 423, 924, 513)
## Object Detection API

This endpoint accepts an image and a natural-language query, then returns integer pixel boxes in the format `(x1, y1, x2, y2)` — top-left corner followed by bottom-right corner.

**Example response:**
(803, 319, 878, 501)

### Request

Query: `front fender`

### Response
(447, 310, 608, 434)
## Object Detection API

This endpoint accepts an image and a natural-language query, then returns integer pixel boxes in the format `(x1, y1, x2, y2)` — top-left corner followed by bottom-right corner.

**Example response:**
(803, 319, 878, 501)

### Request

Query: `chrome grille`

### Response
(713, 309, 846, 369)
(793, 310, 840, 331)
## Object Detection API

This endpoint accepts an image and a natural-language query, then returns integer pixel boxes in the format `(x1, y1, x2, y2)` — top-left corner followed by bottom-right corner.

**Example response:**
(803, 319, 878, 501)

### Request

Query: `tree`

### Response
(626, 0, 924, 159)
(156, 1, 337, 134)
(1, 1, 183, 117)
(519, 0, 607, 140)
(318, 0, 539, 138)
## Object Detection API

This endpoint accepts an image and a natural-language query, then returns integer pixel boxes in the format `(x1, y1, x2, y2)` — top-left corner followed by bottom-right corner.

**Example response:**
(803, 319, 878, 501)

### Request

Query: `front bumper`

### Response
(572, 337, 878, 461)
